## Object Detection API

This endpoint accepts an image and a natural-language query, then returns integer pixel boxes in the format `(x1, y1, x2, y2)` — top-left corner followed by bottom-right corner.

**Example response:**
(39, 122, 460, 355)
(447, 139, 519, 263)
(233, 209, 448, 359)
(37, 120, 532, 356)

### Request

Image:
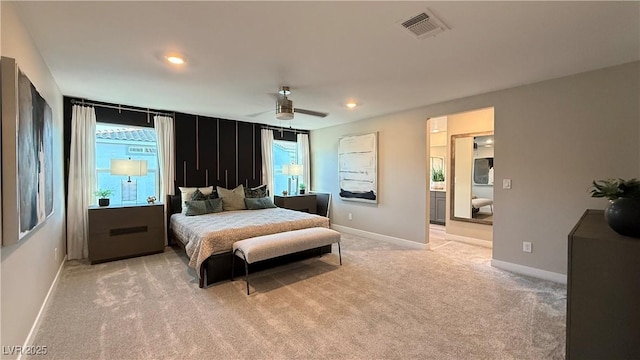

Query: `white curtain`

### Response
(297, 133, 311, 191)
(155, 115, 175, 246)
(154, 115, 175, 199)
(261, 129, 274, 197)
(67, 105, 96, 260)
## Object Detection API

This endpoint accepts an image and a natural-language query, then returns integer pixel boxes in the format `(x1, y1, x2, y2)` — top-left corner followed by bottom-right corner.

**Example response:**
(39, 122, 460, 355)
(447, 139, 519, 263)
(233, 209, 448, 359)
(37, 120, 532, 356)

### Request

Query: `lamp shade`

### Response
(289, 164, 303, 176)
(110, 159, 148, 176)
(282, 164, 302, 176)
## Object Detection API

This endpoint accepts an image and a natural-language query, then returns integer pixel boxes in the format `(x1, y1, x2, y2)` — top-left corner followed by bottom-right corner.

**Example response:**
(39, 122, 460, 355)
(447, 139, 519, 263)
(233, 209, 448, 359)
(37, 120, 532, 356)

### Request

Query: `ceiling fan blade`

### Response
(294, 108, 329, 118)
(247, 109, 274, 117)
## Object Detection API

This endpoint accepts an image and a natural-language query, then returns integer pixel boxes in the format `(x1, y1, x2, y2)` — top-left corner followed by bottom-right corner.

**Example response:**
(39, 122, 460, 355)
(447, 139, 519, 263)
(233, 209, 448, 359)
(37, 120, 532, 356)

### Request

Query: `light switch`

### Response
(503, 179, 512, 189)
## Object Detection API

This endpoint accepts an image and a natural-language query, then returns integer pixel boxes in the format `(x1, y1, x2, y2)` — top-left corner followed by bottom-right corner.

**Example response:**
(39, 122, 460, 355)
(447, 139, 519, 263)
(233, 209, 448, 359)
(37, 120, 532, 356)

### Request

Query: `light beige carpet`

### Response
(27, 233, 566, 359)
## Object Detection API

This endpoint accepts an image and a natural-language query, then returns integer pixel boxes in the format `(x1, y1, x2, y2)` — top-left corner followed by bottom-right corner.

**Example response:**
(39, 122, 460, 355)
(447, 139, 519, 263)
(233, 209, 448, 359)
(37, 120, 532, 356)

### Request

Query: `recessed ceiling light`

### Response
(432, 129, 440, 133)
(346, 101, 357, 109)
(165, 54, 186, 65)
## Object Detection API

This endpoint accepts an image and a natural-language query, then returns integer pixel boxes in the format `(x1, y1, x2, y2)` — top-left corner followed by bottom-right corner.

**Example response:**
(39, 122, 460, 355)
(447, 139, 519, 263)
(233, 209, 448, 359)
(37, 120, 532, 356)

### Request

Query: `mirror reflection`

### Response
(430, 157, 445, 190)
(451, 133, 494, 225)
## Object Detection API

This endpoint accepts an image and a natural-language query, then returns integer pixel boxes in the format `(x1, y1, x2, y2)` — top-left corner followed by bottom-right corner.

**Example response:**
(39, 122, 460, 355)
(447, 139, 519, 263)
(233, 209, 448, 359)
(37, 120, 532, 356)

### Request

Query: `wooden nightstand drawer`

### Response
(88, 203, 164, 264)
(274, 194, 317, 214)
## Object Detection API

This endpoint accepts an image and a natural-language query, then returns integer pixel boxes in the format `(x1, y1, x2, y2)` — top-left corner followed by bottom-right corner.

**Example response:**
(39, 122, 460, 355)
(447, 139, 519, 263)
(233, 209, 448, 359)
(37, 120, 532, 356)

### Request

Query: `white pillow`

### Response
(178, 186, 214, 214)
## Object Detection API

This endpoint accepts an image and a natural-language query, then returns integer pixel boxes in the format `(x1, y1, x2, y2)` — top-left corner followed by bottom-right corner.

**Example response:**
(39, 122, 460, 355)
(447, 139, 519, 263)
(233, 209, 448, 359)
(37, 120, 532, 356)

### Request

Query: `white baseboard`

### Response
(445, 233, 493, 248)
(18, 256, 66, 360)
(331, 224, 428, 250)
(491, 259, 567, 284)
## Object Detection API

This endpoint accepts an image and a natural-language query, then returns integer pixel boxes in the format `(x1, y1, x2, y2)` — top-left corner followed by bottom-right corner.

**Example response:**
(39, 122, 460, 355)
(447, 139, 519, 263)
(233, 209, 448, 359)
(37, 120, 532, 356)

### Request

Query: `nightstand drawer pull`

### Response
(110, 226, 148, 236)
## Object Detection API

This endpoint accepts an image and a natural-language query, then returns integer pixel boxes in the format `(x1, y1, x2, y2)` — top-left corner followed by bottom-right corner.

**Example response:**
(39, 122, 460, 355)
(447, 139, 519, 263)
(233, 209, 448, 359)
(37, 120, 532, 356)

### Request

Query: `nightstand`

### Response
(88, 203, 165, 264)
(274, 194, 317, 214)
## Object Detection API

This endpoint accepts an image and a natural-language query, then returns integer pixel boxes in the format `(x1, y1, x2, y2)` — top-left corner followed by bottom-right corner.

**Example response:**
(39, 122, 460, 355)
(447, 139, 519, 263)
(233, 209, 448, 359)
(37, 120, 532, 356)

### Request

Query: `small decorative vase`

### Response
(98, 198, 110, 207)
(282, 190, 288, 196)
(605, 198, 640, 238)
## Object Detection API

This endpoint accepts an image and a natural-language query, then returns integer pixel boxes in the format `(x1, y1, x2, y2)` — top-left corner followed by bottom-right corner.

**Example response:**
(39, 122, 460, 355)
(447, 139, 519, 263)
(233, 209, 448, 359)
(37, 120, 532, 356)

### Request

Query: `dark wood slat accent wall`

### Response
(237, 122, 257, 188)
(174, 114, 263, 193)
(217, 119, 237, 189)
(174, 113, 198, 187)
(196, 114, 218, 186)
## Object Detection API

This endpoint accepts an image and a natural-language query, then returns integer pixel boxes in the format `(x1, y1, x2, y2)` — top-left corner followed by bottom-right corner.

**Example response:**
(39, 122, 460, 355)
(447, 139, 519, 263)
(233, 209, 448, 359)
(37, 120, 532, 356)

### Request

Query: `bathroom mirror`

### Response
(450, 132, 494, 225)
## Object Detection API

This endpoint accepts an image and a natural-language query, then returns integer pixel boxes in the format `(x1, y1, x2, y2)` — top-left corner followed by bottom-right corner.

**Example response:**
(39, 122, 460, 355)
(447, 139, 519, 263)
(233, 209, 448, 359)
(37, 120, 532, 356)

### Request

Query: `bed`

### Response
(167, 195, 331, 288)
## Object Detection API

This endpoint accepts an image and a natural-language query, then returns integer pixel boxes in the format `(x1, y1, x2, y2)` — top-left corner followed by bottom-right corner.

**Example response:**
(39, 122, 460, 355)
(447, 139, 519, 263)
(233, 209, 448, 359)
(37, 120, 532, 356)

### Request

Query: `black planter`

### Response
(299, 190, 305, 195)
(605, 198, 640, 238)
(98, 198, 110, 207)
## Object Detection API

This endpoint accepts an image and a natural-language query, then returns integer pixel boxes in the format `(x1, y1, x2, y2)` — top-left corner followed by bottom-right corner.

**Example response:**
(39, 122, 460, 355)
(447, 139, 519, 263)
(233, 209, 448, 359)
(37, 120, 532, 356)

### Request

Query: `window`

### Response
(273, 140, 298, 196)
(96, 123, 159, 204)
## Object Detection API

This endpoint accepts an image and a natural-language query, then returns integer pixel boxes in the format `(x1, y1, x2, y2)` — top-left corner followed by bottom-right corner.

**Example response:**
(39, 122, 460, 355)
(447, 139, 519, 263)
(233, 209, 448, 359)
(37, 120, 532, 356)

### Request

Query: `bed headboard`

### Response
(167, 194, 182, 215)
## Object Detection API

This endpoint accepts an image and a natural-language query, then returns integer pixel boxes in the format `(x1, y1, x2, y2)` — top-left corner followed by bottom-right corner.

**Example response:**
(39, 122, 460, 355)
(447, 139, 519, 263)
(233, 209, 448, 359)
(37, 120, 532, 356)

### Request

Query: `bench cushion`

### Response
(233, 227, 340, 264)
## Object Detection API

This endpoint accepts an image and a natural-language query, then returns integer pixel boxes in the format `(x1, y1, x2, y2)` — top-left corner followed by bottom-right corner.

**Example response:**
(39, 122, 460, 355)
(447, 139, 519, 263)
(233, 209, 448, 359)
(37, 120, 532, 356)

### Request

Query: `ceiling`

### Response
(13, 1, 639, 130)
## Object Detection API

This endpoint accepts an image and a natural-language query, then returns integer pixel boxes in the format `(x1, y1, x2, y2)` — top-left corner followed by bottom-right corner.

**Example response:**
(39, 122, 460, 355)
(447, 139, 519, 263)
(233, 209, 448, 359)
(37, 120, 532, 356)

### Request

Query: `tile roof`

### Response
(96, 128, 157, 142)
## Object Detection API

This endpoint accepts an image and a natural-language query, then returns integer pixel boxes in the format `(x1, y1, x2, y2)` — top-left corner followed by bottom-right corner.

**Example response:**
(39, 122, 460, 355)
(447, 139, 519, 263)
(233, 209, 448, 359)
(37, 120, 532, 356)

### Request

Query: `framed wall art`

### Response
(338, 132, 378, 203)
(1, 57, 54, 245)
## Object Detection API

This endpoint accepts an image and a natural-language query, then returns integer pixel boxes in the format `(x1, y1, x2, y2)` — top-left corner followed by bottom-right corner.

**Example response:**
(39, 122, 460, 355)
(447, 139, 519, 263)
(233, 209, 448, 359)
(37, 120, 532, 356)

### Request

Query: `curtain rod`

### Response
(261, 124, 309, 134)
(70, 99, 174, 117)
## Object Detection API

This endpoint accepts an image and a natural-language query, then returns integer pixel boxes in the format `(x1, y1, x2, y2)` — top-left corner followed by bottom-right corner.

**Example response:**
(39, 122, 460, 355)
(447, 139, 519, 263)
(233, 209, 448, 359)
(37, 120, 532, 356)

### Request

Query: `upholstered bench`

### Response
(231, 227, 342, 295)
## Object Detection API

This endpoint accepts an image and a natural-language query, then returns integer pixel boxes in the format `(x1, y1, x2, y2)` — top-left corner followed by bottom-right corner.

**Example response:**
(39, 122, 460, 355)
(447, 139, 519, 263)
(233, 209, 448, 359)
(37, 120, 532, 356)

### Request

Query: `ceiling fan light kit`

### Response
(276, 98, 295, 120)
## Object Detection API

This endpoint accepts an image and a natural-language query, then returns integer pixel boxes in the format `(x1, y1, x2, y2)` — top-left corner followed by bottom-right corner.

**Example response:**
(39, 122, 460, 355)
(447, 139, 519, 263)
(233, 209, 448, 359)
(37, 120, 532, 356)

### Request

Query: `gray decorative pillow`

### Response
(191, 189, 218, 200)
(245, 197, 277, 210)
(217, 184, 247, 211)
(184, 198, 223, 216)
(245, 184, 268, 198)
(178, 186, 214, 214)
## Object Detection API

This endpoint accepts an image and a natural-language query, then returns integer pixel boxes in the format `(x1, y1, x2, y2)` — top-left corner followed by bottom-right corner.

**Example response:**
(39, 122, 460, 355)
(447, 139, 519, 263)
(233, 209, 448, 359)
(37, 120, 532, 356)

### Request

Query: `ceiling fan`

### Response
(249, 86, 329, 120)
(275, 86, 328, 120)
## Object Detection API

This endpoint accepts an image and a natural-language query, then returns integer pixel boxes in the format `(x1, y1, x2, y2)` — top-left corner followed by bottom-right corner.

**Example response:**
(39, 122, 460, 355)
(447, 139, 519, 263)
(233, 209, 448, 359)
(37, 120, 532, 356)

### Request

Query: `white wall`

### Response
(311, 61, 639, 276)
(312, 108, 429, 243)
(1, 3, 66, 355)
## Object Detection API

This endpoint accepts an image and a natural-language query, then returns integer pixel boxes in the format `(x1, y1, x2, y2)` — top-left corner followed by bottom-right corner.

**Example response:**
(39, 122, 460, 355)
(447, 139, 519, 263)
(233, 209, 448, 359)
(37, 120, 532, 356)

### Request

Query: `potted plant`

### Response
(431, 167, 445, 190)
(299, 183, 306, 195)
(95, 189, 113, 207)
(590, 178, 640, 238)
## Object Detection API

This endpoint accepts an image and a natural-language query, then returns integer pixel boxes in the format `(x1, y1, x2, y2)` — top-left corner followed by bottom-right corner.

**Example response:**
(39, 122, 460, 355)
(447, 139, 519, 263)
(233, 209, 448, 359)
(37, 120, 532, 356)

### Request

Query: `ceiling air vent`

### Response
(399, 9, 449, 39)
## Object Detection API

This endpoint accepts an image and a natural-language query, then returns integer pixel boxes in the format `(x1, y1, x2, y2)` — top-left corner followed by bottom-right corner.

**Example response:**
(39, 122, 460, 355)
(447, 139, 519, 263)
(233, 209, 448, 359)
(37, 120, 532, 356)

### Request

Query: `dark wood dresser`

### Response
(88, 203, 165, 264)
(566, 209, 640, 359)
(274, 194, 317, 214)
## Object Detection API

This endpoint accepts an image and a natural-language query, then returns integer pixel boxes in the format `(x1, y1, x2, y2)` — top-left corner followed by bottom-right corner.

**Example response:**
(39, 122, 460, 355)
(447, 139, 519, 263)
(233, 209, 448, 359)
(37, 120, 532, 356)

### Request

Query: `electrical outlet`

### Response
(503, 179, 512, 189)
(348, 213, 353, 220)
(523, 242, 532, 253)
(55, 247, 58, 261)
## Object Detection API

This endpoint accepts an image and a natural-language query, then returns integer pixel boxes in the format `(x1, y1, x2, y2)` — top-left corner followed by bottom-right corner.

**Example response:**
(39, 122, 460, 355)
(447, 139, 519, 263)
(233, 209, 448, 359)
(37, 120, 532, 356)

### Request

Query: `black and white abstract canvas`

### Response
(17, 69, 53, 239)
(338, 132, 378, 203)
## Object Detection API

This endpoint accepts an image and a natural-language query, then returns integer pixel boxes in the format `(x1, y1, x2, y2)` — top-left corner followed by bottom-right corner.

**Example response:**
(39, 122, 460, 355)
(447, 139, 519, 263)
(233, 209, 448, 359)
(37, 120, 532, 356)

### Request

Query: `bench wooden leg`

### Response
(338, 242, 342, 266)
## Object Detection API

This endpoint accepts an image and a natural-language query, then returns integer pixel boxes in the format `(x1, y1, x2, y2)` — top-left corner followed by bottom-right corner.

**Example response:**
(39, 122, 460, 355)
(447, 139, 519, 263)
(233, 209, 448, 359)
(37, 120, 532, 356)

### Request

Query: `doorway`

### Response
(427, 107, 494, 250)
(427, 116, 448, 248)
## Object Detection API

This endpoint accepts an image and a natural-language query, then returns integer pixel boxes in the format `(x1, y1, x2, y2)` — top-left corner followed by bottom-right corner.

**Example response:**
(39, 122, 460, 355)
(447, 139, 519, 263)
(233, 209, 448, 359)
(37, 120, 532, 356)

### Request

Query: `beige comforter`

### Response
(170, 208, 329, 272)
